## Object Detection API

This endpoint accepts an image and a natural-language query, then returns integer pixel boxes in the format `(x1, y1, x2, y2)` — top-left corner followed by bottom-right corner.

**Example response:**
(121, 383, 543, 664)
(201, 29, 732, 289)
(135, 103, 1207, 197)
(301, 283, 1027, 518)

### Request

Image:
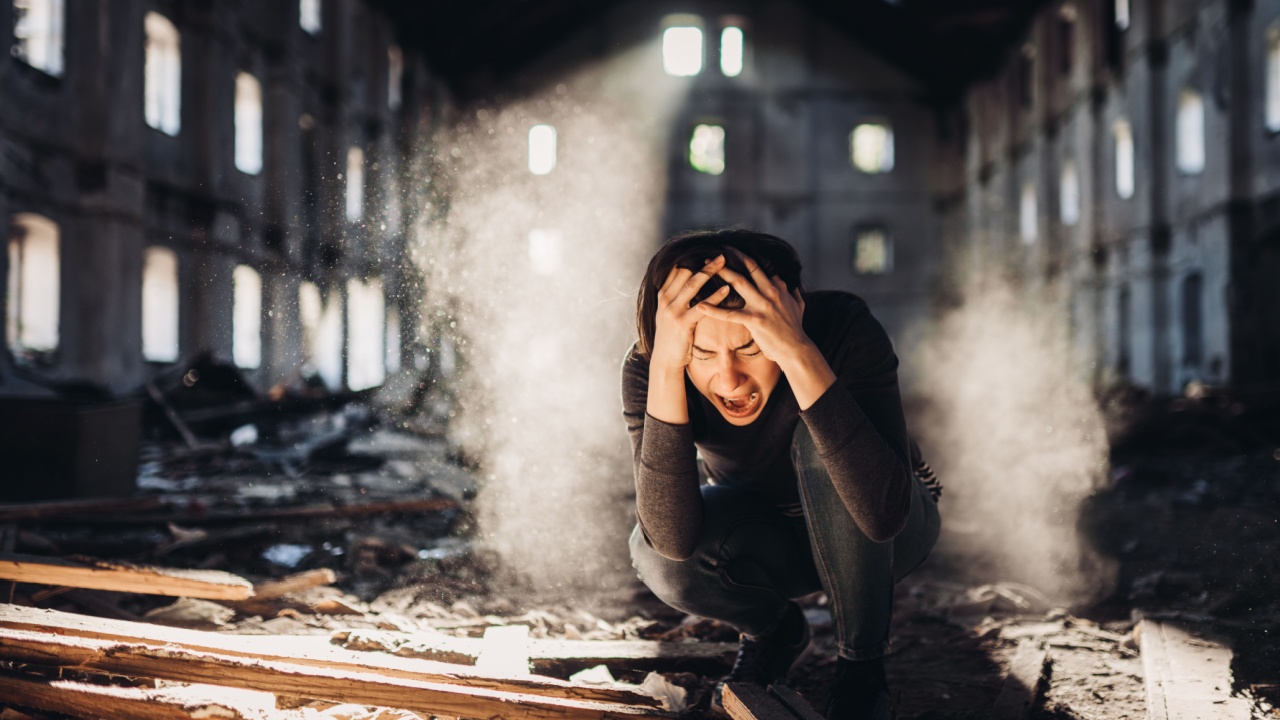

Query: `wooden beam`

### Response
(101, 496, 458, 526)
(0, 673, 307, 720)
(251, 568, 337, 599)
(1139, 620, 1252, 720)
(991, 641, 1049, 720)
(722, 683, 796, 720)
(0, 554, 253, 600)
(0, 604, 660, 708)
(0, 497, 163, 523)
(0, 628, 670, 720)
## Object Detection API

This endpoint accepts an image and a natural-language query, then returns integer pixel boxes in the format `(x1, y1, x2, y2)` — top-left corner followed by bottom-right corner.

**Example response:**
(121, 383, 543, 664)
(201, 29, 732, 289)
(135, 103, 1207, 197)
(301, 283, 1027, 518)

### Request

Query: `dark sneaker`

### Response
(709, 602, 811, 714)
(824, 658, 892, 720)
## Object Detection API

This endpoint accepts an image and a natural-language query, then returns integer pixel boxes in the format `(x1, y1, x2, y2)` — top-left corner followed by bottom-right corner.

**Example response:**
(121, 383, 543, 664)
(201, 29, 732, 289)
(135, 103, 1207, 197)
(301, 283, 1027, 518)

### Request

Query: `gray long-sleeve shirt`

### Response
(622, 291, 914, 561)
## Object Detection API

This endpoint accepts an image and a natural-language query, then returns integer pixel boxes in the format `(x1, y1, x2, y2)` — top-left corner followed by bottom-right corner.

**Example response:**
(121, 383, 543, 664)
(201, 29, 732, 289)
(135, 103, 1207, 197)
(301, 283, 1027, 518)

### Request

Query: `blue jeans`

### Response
(630, 422, 940, 661)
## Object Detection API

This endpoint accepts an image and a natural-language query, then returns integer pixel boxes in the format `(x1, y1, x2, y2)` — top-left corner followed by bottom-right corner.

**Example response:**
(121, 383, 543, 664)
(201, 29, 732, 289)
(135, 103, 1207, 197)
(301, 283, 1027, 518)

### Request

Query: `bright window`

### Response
(346, 146, 364, 222)
(690, 124, 725, 175)
(300, 282, 343, 390)
(1060, 161, 1080, 226)
(13, 0, 64, 77)
(388, 45, 403, 111)
(663, 19, 703, 76)
(141, 246, 180, 362)
(6, 213, 60, 357)
(1114, 119, 1134, 199)
(232, 265, 261, 369)
(853, 227, 892, 274)
(346, 278, 385, 391)
(300, 0, 321, 34)
(720, 25, 743, 77)
(851, 122, 894, 173)
(1176, 89, 1205, 174)
(1115, 0, 1130, 30)
(1268, 25, 1280, 131)
(528, 228, 563, 276)
(528, 124, 557, 175)
(1020, 182, 1038, 243)
(234, 71, 263, 175)
(144, 12, 182, 135)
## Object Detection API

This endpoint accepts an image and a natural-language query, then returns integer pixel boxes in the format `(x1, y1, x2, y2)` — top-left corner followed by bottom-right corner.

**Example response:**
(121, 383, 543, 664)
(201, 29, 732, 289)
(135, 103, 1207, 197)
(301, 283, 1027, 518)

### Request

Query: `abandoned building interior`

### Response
(1, 0, 1279, 719)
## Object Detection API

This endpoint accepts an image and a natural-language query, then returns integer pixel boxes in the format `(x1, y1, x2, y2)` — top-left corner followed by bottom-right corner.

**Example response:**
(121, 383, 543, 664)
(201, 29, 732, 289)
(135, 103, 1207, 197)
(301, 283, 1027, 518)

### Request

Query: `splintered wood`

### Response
(1138, 620, 1251, 720)
(0, 604, 673, 720)
(0, 553, 254, 600)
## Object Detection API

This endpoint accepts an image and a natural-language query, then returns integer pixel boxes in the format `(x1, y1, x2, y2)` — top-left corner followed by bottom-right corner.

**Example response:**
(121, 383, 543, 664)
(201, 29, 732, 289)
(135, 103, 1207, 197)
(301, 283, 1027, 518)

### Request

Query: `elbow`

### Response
(653, 538, 697, 562)
(864, 478, 913, 543)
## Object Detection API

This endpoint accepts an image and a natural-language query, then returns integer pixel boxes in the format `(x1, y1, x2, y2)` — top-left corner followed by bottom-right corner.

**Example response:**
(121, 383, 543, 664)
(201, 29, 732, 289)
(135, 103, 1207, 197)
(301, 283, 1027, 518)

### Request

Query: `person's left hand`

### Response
(694, 250, 812, 364)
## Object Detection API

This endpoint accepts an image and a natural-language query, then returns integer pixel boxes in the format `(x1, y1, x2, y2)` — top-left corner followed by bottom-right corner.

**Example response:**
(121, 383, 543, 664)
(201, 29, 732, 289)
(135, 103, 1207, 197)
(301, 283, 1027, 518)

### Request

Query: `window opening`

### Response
(232, 265, 261, 369)
(346, 278, 385, 391)
(346, 146, 364, 222)
(662, 16, 703, 76)
(144, 12, 181, 135)
(5, 213, 60, 360)
(234, 71, 263, 175)
(300, 0, 321, 34)
(1114, 118, 1134, 198)
(528, 228, 563, 276)
(1176, 89, 1205, 174)
(388, 45, 403, 111)
(850, 122, 894, 173)
(690, 124, 725, 175)
(303, 283, 343, 390)
(142, 246, 179, 362)
(720, 24, 744, 77)
(1268, 25, 1280, 131)
(528, 124, 557, 175)
(13, 0, 64, 76)
(853, 227, 892, 274)
(1060, 161, 1080, 226)
(1020, 181, 1038, 243)
(1115, 0, 1130, 30)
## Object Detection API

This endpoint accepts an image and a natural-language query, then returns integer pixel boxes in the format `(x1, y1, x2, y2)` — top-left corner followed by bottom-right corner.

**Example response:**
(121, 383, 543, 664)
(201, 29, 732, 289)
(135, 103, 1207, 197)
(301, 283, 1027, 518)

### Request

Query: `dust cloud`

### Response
(408, 45, 685, 593)
(912, 277, 1114, 604)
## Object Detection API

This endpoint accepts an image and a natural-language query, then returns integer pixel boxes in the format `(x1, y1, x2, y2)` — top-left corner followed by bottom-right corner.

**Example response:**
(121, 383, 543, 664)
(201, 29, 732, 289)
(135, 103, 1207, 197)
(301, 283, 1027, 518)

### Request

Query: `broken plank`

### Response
(0, 672, 307, 720)
(0, 497, 164, 524)
(722, 683, 797, 720)
(0, 604, 660, 708)
(0, 628, 670, 720)
(334, 628, 738, 677)
(252, 568, 337, 599)
(1138, 620, 1252, 720)
(103, 497, 459, 526)
(990, 641, 1049, 720)
(0, 554, 252, 600)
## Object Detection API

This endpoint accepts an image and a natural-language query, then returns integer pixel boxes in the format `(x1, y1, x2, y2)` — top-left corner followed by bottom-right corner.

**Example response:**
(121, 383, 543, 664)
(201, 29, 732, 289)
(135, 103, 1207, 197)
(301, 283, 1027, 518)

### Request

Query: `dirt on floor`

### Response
(3, 386, 1279, 719)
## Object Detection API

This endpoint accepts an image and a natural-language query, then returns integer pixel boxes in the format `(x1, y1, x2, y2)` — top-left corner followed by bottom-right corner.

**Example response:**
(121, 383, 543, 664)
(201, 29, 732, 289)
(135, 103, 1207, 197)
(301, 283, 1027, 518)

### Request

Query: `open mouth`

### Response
(716, 392, 761, 418)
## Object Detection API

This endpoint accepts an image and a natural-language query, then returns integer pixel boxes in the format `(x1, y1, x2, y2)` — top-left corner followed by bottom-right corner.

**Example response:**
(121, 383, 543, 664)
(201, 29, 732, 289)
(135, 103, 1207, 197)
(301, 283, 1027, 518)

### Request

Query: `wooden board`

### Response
(0, 497, 164, 523)
(1138, 620, 1252, 720)
(0, 628, 669, 720)
(0, 553, 253, 600)
(0, 604, 659, 708)
(335, 628, 738, 676)
(0, 672, 307, 720)
(722, 683, 796, 720)
(991, 641, 1049, 720)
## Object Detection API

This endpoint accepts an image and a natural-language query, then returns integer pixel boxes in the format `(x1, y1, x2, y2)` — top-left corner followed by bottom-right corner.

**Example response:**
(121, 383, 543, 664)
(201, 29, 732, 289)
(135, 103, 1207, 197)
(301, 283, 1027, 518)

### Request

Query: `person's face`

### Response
(686, 315, 782, 426)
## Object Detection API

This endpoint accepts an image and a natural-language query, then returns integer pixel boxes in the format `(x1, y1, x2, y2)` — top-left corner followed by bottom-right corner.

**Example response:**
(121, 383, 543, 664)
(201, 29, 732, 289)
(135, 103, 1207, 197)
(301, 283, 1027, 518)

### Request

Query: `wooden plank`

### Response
(252, 568, 337, 599)
(1139, 620, 1252, 720)
(104, 497, 459, 526)
(0, 604, 660, 708)
(0, 628, 669, 720)
(0, 554, 253, 600)
(0, 672, 306, 720)
(990, 641, 1049, 720)
(335, 628, 738, 676)
(721, 683, 796, 720)
(767, 685, 825, 720)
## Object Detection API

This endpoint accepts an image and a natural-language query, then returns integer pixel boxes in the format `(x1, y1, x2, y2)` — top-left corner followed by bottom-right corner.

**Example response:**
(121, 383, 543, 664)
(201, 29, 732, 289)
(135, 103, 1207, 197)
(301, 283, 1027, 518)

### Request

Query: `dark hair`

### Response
(634, 228, 804, 359)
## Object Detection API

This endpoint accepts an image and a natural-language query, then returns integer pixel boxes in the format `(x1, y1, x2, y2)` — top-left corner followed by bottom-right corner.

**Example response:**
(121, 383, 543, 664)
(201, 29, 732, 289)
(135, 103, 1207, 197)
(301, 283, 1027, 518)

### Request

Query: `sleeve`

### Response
(798, 302, 914, 542)
(621, 347, 704, 560)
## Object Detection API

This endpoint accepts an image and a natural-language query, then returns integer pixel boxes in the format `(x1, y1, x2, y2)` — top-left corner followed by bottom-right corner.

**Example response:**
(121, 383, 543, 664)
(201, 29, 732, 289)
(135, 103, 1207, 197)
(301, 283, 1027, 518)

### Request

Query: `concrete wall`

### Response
(0, 0, 450, 394)
(946, 0, 1280, 394)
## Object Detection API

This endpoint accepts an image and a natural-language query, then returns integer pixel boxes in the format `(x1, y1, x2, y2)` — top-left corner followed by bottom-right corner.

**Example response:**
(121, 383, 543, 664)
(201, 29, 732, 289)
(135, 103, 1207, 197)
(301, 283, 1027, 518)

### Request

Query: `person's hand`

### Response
(650, 255, 730, 373)
(694, 251, 810, 364)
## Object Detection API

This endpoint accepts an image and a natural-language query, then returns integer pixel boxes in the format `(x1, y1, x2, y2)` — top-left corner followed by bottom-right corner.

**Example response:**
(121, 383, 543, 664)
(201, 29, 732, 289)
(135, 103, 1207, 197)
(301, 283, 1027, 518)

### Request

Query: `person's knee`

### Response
(629, 523, 710, 608)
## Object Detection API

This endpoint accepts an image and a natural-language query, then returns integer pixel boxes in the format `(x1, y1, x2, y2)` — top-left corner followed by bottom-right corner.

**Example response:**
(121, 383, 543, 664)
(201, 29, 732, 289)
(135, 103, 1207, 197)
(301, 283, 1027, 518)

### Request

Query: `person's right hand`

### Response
(649, 255, 730, 373)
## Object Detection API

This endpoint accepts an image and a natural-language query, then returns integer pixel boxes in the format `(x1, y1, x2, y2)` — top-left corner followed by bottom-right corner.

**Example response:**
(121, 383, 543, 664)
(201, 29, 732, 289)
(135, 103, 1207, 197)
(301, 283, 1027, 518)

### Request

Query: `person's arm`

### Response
(622, 351, 702, 560)
(624, 257, 730, 561)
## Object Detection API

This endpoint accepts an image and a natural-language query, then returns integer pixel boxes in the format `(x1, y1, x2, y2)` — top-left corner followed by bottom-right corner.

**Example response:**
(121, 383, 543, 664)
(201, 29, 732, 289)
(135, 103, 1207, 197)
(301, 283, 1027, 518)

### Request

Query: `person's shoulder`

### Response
(803, 290, 877, 337)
